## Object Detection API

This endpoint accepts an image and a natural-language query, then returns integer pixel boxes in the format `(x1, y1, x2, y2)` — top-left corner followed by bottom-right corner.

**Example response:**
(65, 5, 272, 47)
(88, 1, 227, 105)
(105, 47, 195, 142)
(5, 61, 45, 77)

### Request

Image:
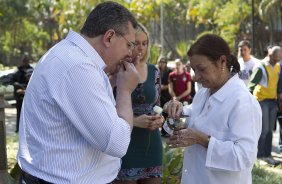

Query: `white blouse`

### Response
(181, 74, 262, 184)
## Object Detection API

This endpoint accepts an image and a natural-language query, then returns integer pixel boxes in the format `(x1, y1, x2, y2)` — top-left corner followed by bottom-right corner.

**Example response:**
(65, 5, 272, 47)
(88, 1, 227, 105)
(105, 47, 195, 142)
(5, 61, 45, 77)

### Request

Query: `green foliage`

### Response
(0, 0, 102, 65)
(149, 44, 161, 65)
(175, 41, 192, 61)
(252, 163, 282, 184)
(259, 0, 282, 21)
(162, 144, 183, 184)
(186, 0, 252, 51)
(161, 143, 282, 184)
(130, 0, 159, 25)
(0, 0, 280, 64)
(10, 163, 21, 181)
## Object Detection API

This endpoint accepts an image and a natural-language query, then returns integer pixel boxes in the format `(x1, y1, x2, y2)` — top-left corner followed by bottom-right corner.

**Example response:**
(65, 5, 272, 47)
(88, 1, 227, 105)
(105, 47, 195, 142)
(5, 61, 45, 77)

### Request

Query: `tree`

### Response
(187, 0, 252, 51)
(259, 0, 282, 44)
(0, 0, 100, 65)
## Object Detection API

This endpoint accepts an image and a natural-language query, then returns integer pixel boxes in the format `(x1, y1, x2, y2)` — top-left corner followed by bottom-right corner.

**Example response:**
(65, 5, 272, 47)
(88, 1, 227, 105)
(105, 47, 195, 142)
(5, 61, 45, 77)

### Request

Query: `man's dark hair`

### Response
(80, 1, 137, 37)
(238, 40, 251, 48)
(22, 56, 29, 63)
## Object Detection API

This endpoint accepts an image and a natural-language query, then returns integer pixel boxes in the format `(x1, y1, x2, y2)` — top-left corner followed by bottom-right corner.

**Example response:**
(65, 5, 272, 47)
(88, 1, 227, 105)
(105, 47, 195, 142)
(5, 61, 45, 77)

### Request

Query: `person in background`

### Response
(18, 2, 139, 184)
(114, 23, 163, 184)
(158, 56, 171, 108)
(158, 56, 173, 137)
(262, 45, 273, 61)
(237, 40, 259, 86)
(277, 80, 282, 153)
(277, 52, 282, 153)
(164, 34, 261, 184)
(188, 60, 203, 95)
(249, 46, 282, 165)
(185, 61, 196, 103)
(168, 58, 192, 104)
(12, 56, 33, 133)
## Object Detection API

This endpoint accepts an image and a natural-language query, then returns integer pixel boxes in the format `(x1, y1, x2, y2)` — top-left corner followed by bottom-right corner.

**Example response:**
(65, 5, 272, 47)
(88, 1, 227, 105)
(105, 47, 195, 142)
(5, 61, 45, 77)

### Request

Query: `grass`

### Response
(252, 163, 282, 184)
(6, 134, 18, 173)
(6, 134, 282, 183)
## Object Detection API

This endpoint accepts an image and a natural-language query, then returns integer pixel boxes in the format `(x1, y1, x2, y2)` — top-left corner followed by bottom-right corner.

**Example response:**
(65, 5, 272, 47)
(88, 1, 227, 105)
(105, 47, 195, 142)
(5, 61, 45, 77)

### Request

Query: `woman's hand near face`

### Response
(132, 52, 141, 66)
(167, 128, 209, 148)
(134, 114, 164, 130)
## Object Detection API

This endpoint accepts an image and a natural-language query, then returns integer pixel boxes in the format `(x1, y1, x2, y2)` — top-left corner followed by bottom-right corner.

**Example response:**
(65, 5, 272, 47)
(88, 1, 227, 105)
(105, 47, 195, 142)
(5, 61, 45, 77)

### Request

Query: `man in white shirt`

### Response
(238, 40, 259, 86)
(18, 2, 139, 184)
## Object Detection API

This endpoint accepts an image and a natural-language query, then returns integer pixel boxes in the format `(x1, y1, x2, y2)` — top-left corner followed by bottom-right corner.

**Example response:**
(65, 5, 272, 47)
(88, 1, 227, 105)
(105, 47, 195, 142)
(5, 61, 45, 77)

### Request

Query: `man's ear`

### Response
(103, 29, 115, 47)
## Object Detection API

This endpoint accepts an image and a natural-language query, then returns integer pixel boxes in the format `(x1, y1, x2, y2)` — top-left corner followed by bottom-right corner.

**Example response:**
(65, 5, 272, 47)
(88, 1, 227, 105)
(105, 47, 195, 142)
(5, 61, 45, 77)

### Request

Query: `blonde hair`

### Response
(136, 23, 151, 63)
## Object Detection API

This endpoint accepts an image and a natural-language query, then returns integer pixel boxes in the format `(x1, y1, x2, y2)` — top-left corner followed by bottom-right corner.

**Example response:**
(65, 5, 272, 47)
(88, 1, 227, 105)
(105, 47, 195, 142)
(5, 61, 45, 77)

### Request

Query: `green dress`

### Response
(117, 64, 163, 180)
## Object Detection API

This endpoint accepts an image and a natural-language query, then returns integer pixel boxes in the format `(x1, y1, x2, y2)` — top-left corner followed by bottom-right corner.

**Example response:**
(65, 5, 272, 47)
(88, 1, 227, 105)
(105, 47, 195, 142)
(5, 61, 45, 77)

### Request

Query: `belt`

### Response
(21, 170, 113, 184)
(21, 170, 52, 184)
(263, 99, 276, 101)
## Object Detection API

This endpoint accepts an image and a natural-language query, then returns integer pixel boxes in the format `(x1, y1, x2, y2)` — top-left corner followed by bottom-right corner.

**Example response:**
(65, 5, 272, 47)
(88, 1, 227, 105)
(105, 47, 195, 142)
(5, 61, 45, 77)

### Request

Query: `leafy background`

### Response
(0, 0, 281, 68)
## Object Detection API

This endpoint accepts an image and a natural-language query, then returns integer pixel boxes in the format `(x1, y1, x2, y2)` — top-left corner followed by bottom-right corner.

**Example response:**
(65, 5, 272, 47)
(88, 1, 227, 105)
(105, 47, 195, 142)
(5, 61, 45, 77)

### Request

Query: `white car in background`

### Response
(0, 68, 16, 105)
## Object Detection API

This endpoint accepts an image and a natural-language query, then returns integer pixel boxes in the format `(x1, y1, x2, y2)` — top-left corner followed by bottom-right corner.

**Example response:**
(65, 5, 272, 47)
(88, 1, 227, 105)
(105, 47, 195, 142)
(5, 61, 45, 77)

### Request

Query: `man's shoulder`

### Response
(250, 56, 261, 64)
(51, 40, 95, 67)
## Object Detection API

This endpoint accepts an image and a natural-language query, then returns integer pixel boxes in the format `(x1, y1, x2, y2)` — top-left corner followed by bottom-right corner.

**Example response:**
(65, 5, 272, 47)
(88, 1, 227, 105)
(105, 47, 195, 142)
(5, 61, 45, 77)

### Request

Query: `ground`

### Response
(4, 106, 282, 183)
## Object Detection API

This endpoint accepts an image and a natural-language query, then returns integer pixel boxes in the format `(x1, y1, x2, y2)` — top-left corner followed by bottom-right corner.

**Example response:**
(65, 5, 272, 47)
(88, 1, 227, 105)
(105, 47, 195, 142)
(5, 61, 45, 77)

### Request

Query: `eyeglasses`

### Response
(116, 33, 136, 50)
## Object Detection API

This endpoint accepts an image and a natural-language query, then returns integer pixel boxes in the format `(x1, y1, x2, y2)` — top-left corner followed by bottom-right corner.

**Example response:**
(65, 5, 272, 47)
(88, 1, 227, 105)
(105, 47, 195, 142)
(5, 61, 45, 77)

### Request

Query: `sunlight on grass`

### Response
(252, 163, 282, 184)
(6, 135, 18, 173)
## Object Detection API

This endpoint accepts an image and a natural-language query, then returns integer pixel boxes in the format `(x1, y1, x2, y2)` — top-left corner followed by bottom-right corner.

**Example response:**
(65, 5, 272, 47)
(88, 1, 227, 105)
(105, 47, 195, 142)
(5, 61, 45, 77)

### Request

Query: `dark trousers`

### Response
(16, 99, 23, 132)
(20, 170, 52, 184)
(257, 100, 277, 157)
(278, 118, 282, 146)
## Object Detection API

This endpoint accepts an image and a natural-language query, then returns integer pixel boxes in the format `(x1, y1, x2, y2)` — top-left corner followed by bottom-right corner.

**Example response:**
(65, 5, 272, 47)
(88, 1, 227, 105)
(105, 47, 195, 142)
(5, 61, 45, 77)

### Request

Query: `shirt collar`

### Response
(211, 74, 240, 102)
(65, 30, 106, 70)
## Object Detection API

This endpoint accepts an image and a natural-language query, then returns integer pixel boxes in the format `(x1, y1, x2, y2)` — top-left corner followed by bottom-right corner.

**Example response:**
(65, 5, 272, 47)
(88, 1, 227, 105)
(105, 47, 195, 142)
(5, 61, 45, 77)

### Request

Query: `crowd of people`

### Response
(11, 1, 282, 184)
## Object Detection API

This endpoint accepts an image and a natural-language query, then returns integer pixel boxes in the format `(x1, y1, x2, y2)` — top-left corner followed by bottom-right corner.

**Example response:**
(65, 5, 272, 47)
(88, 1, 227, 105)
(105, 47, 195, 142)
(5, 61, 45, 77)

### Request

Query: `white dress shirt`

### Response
(17, 31, 131, 184)
(182, 74, 262, 184)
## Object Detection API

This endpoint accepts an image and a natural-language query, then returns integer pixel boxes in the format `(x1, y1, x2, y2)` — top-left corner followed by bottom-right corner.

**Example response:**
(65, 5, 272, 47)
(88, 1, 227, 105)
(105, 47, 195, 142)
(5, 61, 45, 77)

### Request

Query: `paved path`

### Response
(5, 107, 17, 136)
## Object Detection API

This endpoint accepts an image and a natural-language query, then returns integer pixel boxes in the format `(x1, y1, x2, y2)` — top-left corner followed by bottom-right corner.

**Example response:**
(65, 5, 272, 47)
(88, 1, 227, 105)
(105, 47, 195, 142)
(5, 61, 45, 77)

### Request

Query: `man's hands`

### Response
(115, 60, 139, 130)
(108, 53, 141, 89)
(116, 60, 139, 93)
(16, 89, 25, 95)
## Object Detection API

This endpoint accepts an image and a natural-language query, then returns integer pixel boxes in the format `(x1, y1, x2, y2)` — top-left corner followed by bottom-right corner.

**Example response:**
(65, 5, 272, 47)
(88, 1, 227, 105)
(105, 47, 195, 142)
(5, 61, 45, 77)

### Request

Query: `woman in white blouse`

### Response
(165, 34, 262, 184)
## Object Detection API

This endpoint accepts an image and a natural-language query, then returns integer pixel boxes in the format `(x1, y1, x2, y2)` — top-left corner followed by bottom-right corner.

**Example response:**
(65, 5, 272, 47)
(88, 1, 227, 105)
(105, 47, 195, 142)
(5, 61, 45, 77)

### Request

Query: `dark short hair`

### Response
(238, 40, 251, 48)
(187, 34, 240, 73)
(22, 56, 29, 63)
(158, 56, 168, 63)
(80, 1, 137, 37)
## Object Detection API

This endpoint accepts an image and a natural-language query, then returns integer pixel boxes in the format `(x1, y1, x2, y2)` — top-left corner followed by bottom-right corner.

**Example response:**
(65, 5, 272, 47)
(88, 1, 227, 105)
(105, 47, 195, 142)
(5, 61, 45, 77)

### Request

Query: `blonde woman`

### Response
(114, 24, 163, 184)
